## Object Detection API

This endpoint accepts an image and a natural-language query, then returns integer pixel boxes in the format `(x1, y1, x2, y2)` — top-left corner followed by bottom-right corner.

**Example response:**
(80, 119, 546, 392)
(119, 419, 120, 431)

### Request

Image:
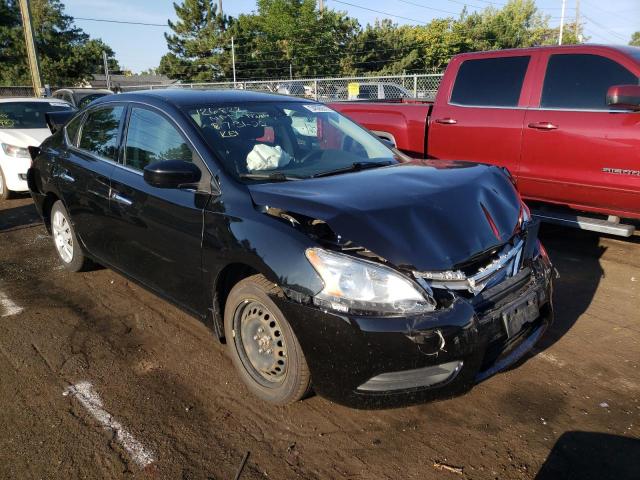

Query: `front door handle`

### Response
(527, 121, 558, 130)
(435, 117, 457, 125)
(110, 190, 133, 206)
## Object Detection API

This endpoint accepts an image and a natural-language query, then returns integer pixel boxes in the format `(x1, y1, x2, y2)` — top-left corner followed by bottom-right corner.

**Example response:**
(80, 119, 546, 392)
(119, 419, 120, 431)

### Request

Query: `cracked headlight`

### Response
(305, 248, 436, 316)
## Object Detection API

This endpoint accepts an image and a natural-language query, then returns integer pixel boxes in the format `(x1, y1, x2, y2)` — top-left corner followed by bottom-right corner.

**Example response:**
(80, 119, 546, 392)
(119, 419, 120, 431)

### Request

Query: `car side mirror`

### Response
(143, 160, 201, 189)
(606, 84, 640, 111)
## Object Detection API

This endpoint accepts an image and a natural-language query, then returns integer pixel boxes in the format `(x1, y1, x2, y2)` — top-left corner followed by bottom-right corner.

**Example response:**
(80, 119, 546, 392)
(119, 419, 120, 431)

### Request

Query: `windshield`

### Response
(186, 102, 398, 181)
(0, 101, 75, 129)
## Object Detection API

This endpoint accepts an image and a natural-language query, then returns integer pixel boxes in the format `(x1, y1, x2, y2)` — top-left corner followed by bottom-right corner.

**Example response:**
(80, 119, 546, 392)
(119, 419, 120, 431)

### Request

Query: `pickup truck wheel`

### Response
(0, 167, 12, 201)
(50, 200, 89, 272)
(224, 274, 311, 405)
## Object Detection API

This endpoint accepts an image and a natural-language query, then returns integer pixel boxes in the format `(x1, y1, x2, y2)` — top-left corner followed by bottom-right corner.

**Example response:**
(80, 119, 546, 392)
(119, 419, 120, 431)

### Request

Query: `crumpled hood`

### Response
(248, 161, 522, 271)
(0, 128, 52, 148)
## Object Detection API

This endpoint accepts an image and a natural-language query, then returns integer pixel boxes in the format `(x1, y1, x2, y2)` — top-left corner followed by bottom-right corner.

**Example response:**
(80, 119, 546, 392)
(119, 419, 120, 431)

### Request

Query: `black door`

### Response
(55, 105, 125, 261)
(108, 105, 209, 314)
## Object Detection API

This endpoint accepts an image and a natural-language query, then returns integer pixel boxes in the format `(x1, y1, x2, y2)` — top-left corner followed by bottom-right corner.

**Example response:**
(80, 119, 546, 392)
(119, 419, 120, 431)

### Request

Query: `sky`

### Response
(64, 0, 639, 73)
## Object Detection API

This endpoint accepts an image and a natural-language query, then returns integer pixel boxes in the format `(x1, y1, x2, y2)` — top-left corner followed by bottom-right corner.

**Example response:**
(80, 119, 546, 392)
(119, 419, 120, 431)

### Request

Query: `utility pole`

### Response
(575, 0, 582, 42)
(103, 51, 111, 90)
(319, 0, 324, 13)
(289, 63, 293, 80)
(558, 0, 566, 45)
(18, 0, 43, 97)
(231, 36, 237, 88)
(218, 0, 223, 16)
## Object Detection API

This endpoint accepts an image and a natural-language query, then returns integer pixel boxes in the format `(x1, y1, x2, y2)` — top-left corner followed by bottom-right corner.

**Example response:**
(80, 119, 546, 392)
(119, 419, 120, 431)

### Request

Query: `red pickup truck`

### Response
(331, 45, 640, 236)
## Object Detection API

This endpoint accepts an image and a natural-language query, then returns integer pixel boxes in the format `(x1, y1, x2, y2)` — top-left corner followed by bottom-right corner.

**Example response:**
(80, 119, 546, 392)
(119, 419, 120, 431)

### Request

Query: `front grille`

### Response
(413, 238, 524, 296)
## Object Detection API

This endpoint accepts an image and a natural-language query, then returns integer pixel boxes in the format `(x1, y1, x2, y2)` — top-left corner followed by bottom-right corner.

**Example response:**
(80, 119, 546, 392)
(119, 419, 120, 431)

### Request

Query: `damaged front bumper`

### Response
(273, 254, 553, 408)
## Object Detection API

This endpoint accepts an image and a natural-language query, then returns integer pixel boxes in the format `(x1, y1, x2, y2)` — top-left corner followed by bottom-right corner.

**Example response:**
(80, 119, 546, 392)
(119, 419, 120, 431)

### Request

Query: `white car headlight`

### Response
(1, 143, 30, 158)
(305, 248, 436, 316)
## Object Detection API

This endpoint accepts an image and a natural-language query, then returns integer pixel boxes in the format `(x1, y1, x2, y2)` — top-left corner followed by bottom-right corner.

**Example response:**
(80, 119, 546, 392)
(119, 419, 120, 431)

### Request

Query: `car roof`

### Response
(53, 88, 112, 94)
(0, 97, 71, 104)
(91, 88, 312, 109)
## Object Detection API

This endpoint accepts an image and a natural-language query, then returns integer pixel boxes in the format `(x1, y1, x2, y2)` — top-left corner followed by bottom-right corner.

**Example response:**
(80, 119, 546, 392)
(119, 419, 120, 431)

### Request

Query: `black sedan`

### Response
(28, 90, 553, 407)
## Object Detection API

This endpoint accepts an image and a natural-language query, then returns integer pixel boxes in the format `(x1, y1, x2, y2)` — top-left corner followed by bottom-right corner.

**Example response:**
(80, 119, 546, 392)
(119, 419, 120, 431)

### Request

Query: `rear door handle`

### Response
(110, 190, 133, 206)
(527, 121, 558, 130)
(434, 117, 457, 125)
(54, 168, 75, 183)
(59, 172, 75, 183)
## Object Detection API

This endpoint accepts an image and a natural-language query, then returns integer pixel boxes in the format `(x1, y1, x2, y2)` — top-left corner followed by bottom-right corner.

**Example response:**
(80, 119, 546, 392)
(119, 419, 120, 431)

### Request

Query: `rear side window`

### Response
(124, 107, 193, 171)
(78, 106, 124, 161)
(541, 54, 639, 109)
(450, 56, 530, 107)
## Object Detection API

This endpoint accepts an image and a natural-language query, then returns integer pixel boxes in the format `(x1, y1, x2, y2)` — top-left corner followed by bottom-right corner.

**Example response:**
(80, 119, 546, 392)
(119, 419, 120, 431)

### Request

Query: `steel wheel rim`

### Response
(52, 210, 73, 263)
(234, 300, 288, 386)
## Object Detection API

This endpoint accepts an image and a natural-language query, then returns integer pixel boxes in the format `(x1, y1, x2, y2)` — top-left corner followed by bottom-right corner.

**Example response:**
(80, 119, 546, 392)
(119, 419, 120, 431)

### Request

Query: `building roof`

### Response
(91, 74, 177, 89)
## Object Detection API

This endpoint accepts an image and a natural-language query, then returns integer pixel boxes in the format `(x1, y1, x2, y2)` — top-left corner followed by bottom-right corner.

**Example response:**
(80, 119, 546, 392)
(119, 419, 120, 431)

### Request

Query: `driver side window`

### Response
(125, 107, 193, 171)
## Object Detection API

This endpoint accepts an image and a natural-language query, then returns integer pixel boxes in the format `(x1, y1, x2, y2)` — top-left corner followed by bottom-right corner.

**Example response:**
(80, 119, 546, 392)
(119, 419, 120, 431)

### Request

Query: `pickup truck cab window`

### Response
(541, 54, 639, 110)
(125, 106, 194, 171)
(450, 56, 530, 107)
(78, 106, 124, 161)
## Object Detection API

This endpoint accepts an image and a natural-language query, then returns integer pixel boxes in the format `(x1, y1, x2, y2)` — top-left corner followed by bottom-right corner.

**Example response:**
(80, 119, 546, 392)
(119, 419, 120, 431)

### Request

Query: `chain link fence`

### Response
(0, 74, 443, 101)
(121, 73, 443, 101)
(0, 86, 37, 97)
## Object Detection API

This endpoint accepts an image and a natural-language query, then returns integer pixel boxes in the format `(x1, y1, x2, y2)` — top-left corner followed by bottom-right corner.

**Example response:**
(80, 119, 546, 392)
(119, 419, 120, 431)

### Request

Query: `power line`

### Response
(396, 0, 460, 16)
(581, 0, 638, 26)
(74, 17, 168, 27)
(330, 0, 432, 24)
(582, 14, 627, 42)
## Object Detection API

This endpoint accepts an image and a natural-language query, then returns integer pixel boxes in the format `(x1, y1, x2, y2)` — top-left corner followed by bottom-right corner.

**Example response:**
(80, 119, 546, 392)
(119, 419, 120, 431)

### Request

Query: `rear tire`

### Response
(50, 200, 90, 272)
(0, 166, 12, 201)
(224, 274, 311, 405)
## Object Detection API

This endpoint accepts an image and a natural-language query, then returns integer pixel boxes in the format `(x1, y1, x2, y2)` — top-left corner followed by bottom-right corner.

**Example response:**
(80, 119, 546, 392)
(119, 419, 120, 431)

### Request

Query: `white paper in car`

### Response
(302, 104, 333, 113)
(246, 144, 291, 171)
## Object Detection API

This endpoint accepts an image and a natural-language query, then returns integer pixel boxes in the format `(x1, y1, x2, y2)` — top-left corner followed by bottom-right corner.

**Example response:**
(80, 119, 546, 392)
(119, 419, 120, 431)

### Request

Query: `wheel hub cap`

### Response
(52, 210, 73, 263)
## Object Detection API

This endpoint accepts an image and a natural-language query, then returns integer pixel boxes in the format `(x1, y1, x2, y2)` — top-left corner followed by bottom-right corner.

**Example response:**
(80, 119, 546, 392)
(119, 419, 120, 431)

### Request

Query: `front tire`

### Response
(224, 274, 311, 405)
(50, 200, 89, 272)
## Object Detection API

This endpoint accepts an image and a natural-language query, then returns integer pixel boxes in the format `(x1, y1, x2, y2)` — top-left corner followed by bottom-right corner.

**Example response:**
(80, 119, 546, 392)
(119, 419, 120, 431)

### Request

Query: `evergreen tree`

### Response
(158, 0, 230, 82)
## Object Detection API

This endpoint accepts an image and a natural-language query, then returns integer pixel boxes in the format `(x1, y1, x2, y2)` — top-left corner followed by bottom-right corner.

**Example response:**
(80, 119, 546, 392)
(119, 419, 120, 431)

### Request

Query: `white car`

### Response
(0, 97, 75, 200)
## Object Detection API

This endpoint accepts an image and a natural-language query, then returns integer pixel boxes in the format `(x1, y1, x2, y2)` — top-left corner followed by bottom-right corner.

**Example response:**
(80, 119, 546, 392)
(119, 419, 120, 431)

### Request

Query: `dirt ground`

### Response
(0, 195, 638, 480)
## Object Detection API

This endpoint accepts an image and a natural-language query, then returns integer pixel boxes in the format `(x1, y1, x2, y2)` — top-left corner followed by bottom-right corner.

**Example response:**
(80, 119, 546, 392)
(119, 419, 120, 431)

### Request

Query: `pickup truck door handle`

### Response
(527, 121, 558, 130)
(434, 117, 457, 125)
(110, 190, 133, 206)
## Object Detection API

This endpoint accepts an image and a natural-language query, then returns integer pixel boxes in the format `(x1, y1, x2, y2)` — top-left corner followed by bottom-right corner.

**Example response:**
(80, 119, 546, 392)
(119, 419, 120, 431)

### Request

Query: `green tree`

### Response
(630, 31, 640, 47)
(0, 0, 120, 86)
(232, 0, 358, 79)
(158, 0, 230, 82)
(342, 0, 584, 76)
